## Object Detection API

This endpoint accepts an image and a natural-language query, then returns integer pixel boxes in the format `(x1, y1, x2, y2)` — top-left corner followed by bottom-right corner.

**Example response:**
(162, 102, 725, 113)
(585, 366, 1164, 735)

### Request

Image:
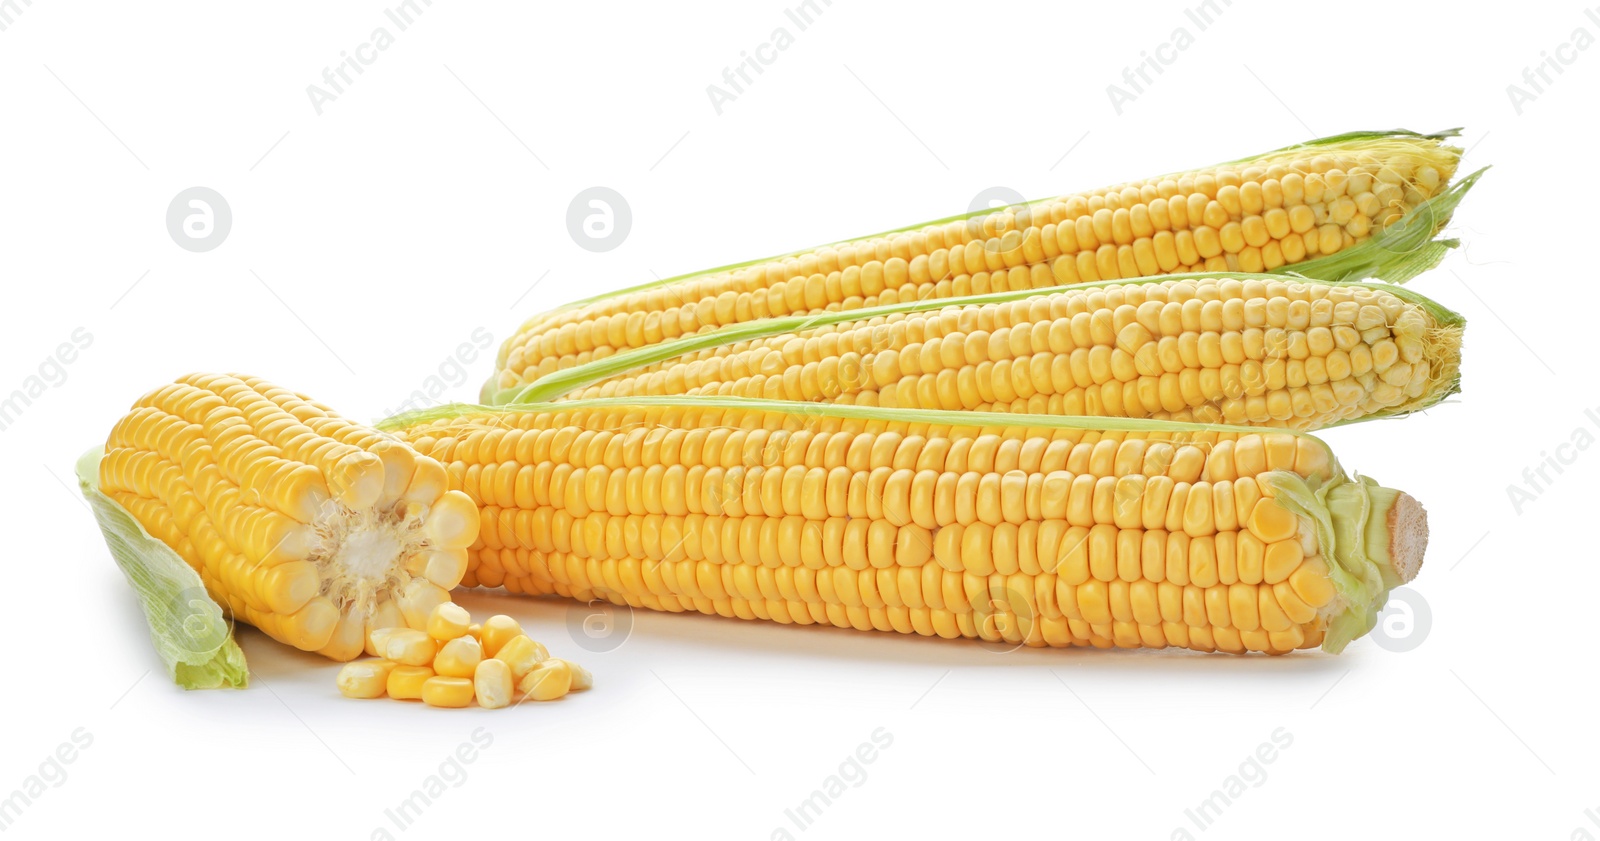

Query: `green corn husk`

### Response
(77, 448, 248, 689)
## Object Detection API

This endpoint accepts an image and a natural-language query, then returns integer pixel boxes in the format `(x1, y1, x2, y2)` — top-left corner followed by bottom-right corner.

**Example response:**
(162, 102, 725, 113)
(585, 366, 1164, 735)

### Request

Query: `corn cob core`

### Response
(388, 396, 1427, 654)
(551, 276, 1463, 431)
(488, 131, 1462, 399)
(98, 374, 480, 660)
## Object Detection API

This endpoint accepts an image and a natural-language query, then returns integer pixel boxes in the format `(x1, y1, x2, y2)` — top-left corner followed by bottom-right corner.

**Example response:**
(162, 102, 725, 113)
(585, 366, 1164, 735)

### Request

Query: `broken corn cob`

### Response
(517, 274, 1463, 431)
(486, 130, 1475, 402)
(385, 394, 1428, 654)
(95, 374, 480, 659)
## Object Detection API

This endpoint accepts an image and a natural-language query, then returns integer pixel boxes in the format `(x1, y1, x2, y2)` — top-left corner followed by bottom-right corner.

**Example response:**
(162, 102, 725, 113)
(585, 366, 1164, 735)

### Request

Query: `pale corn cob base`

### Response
(99, 374, 480, 660)
(1386, 492, 1429, 584)
(559, 276, 1464, 431)
(488, 131, 1464, 397)
(389, 397, 1426, 655)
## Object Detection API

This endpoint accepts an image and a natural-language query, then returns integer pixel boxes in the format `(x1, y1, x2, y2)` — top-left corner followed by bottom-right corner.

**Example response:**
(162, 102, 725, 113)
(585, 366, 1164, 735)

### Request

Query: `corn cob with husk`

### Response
(485, 129, 1478, 403)
(502, 274, 1464, 432)
(383, 394, 1427, 654)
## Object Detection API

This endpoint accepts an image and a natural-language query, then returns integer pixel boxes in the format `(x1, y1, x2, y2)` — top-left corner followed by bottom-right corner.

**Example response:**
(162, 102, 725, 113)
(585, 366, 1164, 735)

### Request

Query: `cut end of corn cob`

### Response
(485, 129, 1471, 399)
(97, 374, 481, 660)
(1386, 492, 1428, 585)
(519, 274, 1466, 432)
(1260, 470, 1429, 651)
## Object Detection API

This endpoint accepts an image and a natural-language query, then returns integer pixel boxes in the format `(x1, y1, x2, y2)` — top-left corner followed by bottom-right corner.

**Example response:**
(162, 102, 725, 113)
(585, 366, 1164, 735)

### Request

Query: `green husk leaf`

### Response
(383, 393, 1333, 464)
(1258, 471, 1411, 653)
(76, 448, 248, 689)
(1224, 127, 1461, 159)
(1278, 167, 1485, 284)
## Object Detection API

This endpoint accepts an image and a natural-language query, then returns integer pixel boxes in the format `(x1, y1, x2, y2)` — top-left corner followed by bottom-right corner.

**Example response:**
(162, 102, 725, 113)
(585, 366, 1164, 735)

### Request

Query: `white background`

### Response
(0, 1, 1591, 838)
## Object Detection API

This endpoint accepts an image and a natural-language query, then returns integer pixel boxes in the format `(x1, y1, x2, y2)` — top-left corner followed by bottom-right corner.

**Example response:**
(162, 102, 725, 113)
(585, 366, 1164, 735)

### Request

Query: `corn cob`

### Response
(514, 274, 1463, 431)
(486, 130, 1476, 403)
(94, 374, 480, 660)
(385, 394, 1428, 654)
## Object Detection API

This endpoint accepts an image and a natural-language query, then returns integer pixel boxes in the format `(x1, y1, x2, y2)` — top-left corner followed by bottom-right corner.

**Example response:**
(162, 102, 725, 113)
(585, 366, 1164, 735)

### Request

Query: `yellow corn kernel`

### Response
(399, 580, 451, 631)
(337, 660, 396, 699)
(560, 659, 594, 691)
(479, 615, 524, 658)
(1263, 539, 1305, 585)
(1248, 499, 1299, 543)
(382, 629, 438, 667)
(494, 634, 549, 680)
(426, 602, 473, 642)
(422, 676, 475, 708)
(433, 636, 483, 679)
(363, 601, 407, 657)
(425, 492, 481, 550)
(367, 627, 405, 658)
(387, 665, 434, 700)
(1289, 556, 1337, 608)
(518, 659, 573, 701)
(474, 658, 514, 710)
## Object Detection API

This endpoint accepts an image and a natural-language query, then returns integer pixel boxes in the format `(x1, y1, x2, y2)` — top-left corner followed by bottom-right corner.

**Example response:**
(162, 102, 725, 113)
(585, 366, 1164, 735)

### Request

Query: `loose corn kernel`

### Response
(474, 658, 514, 710)
(433, 636, 483, 678)
(494, 634, 549, 679)
(479, 615, 523, 658)
(422, 676, 474, 708)
(387, 665, 434, 700)
(427, 602, 472, 641)
(337, 660, 396, 699)
(558, 659, 593, 691)
(383, 629, 438, 666)
(518, 659, 573, 701)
